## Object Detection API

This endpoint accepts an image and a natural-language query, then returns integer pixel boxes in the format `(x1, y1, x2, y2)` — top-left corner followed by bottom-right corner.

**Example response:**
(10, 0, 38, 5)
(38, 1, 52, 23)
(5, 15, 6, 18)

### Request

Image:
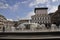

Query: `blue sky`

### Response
(0, 0, 60, 21)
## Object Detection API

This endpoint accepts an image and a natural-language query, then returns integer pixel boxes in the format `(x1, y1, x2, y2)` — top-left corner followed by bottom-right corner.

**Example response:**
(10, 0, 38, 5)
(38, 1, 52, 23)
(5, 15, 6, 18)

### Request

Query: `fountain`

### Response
(18, 23, 25, 31)
(17, 19, 44, 32)
(59, 25, 60, 31)
(4, 26, 12, 32)
(40, 24, 46, 30)
(30, 23, 38, 31)
(11, 26, 15, 32)
(51, 24, 57, 31)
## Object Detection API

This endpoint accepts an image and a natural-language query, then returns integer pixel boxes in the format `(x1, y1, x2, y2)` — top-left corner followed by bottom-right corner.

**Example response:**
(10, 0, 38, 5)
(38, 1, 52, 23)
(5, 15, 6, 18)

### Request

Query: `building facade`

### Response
(0, 14, 15, 31)
(50, 5, 60, 26)
(18, 19, 32, 25)
(31, 8, 51, 25)
(4, 21, 15, 31)
(0, 14, 7, 31)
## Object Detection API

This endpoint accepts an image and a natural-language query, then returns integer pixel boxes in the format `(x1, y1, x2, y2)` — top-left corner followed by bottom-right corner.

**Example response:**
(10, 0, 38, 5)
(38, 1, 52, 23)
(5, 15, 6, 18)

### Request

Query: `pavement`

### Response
(0, 30, 60, 39)
(0, 35, 60, 39)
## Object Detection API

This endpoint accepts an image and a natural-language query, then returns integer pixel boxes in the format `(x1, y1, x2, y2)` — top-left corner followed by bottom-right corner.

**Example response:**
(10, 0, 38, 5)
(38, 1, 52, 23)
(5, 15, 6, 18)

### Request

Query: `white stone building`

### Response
(0, 14, 15, 32)
(31, 8, 51, 24)
(0, 14, 7, 31)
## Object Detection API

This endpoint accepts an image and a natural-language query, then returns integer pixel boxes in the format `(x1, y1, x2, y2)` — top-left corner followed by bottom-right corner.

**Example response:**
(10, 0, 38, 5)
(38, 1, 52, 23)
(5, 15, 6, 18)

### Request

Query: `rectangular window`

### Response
(34, 18, 35, 20)
(47, 17, 49, 20)
(44, 17, 45, 20)
(0, 27, 1, 29)
(33, 18, 35, 20)
(39, 17, 40, 20)
(47, 21, 48, 23)
(42, 21, 43, 23)
(39, 21, 40, 23)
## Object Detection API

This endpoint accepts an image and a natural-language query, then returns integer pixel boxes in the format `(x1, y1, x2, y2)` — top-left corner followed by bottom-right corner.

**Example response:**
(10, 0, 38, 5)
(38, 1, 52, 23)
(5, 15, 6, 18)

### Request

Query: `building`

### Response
(34, 8, 48, 15)
(18, 19, 32, 25)
(31, 8, 51, 25)
(50, 5, 60, 26)
(0, 14, 7, 31)
(0, 14, 15, 31)
(13, 21, 18, 27)
(4, 20, 15, 31)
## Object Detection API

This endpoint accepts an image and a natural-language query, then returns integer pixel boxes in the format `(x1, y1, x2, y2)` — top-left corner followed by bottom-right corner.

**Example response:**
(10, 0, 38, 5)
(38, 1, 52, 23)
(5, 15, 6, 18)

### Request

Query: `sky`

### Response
(0, 0, 60, 21)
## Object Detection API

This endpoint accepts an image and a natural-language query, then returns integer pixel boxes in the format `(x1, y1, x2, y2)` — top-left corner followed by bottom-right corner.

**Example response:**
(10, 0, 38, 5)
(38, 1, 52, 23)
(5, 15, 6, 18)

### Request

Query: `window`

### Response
(0, 27, 1, 29)
(38, 17, 39, 20)
(43, 21, 45, 23)
(38, 22, 39, 24)
(39, 17, 41, 20)
(43, 21, 44, 23)
(39, 21, 40, 23)
(40, 17, 41, 20)
(38, 21, 40, 23)
(41, 17, 42, 20)
(35, 18, 37, 20)
(41, 17, 43, 20)
(42, 21, 43, 23)
(47, 17, 50, 20)
(33, 18, 36, 20)
(33, 18, 35, 20)
(47, 21, 48, 23)
(35, 18, 36, 20)
(44, 17, 45, 20)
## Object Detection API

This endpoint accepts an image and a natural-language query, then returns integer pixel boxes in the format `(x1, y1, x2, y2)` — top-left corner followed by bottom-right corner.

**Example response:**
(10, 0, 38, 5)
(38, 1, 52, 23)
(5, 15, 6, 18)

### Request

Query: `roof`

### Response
(34, 7, 48, 13)
(35, 8, 48, 10)
(0, 14, 6, 20)
(19, 19, 31, 21)
(48, 13, 54, 16)
(50, 5, 60, 17)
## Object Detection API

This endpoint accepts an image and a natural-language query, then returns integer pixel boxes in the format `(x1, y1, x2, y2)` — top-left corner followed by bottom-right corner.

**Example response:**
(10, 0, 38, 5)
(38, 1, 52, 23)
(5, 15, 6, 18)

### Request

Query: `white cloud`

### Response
(21, 0, 32, 4)
(9, 2, 20, 12)
(0, 0, 9, 9)
(21, 1, 27, 3)
(29, 0, 48, 7)
(52, 0, 58, 2)
(46, 1, 58, 13)
(0, 2, 9, 9)
(35, 5, 39, 7)
(2, 10, 34, 20)
(21, 0, 30, 4)
(26, 11, 35, 19)
(7, 19, 13, 21)
(47, 5, 58, 13)
(0, 1, 20, 12)
(19, 11, 35, 19)
(36, 0, 48, 4)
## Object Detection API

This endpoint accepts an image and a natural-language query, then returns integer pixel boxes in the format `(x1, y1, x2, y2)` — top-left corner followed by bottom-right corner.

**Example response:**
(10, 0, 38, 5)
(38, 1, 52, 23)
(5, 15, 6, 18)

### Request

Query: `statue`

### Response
(51, 24, 57, 31)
